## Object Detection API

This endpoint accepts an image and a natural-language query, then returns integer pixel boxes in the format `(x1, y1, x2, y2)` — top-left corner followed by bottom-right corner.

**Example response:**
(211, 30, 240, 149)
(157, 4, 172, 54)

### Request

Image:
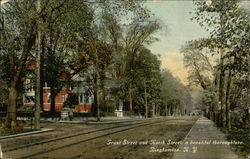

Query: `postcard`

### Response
(0, 0, 249, 159)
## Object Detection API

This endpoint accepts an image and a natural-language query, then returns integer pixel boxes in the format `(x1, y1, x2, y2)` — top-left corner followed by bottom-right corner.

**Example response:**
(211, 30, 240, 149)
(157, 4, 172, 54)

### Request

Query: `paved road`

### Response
(172, 117, 239, 159)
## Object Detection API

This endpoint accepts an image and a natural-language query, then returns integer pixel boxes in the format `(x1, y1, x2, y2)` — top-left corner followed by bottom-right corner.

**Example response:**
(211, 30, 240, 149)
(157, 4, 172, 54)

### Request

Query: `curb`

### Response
(87, 118, 146, 124)
(86, 117, 162, 124)
(0, 128, 54, 140)
(56, 120, 86, 124)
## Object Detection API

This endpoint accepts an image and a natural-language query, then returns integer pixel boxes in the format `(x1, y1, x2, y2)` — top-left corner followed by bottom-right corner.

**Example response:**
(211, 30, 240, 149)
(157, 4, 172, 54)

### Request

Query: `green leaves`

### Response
(190, 0, 249, 128)
(160, 69, 192, 114)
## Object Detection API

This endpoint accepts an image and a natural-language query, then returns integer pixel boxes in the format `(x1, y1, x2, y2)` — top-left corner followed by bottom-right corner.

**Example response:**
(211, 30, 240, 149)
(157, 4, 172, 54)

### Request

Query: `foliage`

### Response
(126, 47, 162, 114)
(185, 0, 250, 128)
(0, 0, 195, 122)
(160, 69, 192, 115)
(222, 127, 250, 158)
(0, 0, 154, 125)
(181, 40, 215, 90)
(63, 94, 78, 108)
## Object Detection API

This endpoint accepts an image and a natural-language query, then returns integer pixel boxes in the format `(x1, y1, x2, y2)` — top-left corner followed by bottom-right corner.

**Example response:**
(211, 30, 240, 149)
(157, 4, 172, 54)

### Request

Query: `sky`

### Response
(144, 0, 210, 84)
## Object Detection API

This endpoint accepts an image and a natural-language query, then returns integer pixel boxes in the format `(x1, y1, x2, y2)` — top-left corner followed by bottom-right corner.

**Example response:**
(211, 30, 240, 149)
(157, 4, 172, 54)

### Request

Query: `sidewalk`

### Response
(172, 117, 239, 159)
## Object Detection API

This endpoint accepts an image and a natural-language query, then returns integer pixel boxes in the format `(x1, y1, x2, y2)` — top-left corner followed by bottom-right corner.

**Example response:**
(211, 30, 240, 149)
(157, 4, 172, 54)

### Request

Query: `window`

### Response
(26, 79, 30, 91)
(85, 96, 89, 104)
(79, 94, 84, 104)
(62, 94, 68, 103)
(79, 93, 92, 105)
(26, 79, 34, 92)
(48, 94, 51, 103)
(24, 95, 35, 104)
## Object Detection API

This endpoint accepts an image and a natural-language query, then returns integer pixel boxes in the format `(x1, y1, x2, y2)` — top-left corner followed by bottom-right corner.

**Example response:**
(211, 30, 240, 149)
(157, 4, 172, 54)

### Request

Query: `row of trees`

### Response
(161, 69, 192, 116)
(182, 0, 249, 128)
(0, 0, 193, 129)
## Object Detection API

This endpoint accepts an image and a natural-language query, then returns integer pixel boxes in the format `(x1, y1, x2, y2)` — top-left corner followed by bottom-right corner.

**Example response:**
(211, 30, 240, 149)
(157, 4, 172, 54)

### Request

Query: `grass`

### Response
(0, 127, 34, 136)
(221, 127, 250, 158)
(0, 120, 33, 136)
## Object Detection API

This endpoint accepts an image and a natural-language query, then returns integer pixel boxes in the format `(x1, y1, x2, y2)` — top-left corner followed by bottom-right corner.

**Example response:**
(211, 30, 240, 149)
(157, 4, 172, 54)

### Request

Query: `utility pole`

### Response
(34, 0, 41, 130)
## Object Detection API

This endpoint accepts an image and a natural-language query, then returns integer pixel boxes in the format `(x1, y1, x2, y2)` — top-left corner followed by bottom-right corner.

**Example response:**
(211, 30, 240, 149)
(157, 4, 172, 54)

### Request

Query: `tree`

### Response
(128, 48, 161, 117)
(160, 69, 192, 116)
(181, 40, 215, 90)
(72, 0, 154, 120)
(40, 0, 94, 113)
(191, 0, 250, 128)
(0, 0, 165, 126)
(181, 40, 218, 118)
(0, 0, 150, 127)
(0, 1, 37, 129)
(95, 9, 162, 115)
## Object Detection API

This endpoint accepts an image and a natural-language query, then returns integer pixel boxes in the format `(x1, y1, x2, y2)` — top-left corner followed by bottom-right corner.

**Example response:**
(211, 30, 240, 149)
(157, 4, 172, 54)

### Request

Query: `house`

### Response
(23, 61, 94, 112)
(23, 80, 94, 113)
(72, 86, 94, 113)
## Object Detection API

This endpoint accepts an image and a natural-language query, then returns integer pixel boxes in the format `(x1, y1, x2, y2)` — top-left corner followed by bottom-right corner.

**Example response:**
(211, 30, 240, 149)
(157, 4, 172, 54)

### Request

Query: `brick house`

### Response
(23, 61, 94, 112)
(72, 86, 94, 113)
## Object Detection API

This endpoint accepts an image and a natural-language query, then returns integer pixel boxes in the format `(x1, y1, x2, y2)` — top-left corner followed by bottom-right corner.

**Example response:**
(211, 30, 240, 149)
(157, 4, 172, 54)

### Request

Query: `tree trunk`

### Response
(165, 103, 168, 116)
(102, 88, 108, 112)
(5, 82, 18, 129)
(1, 0, 36, 129)
(129, 83, 133, 111)
(40, 36, 45, 112)
(219, 71, 226, 127)
(34, 0, 41, 129)
(50, 86, 56, 113)
(214, 69, 220, 112)
(225, 69, 232, 129)
(144, 81, 148, 118)
(168, 105, 171, 116)
(152, 102, 155, 117)
(35, 50, 41, 129)
(218, 7, 227, 128)
(94, 72, 100, 121)
(155, 103, 158, 116)
(219, 49, 226, 127)
(173, 107, 176, 116)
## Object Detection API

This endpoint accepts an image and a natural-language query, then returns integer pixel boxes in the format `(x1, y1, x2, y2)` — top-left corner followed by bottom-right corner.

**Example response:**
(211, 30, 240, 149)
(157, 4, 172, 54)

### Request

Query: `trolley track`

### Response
(3, 120, 145, 152)
(4, 119, 166, 159)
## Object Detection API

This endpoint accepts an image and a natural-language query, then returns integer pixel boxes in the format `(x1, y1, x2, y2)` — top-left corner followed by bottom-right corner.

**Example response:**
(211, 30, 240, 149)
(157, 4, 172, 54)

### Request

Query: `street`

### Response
(1, 117, 197, 159)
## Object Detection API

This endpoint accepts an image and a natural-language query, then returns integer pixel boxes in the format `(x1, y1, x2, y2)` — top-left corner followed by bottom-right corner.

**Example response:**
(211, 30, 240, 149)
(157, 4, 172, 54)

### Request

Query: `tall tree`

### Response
(41, 0, 94, 113)
(122, 18, 161, 112)
(126, 48, 161, 117)
(191, 0, 250, 128)
(160, 69, 192, 116)
(0, 1, 37, 129)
